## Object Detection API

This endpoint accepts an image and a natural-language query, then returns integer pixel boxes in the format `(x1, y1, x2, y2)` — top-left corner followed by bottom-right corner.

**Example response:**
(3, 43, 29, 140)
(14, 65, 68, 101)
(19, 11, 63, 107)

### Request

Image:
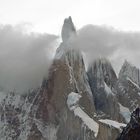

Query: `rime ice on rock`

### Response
(119, 60, 140, 85)
(88, 58, 117, 89)
(67, 92, 81, 110)
(61, 16, 76, 42)
(87, 58, 119, 120)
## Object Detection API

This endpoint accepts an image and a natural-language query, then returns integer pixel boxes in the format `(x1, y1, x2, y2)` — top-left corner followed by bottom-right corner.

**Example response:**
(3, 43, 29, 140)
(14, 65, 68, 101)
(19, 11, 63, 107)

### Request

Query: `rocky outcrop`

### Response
(87, 58, 121, 120)
(97, 119, 126, 140)
(119, 60, 140, 86)
(117, 108, 140, 140)
(88, 58, 117, 89)
(116, 61, 140, 123)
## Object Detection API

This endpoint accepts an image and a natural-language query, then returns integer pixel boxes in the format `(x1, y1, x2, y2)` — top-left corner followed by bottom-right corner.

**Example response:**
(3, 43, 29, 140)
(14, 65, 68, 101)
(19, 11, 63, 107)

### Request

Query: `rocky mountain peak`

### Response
(55, 16, 84, 69)
(54, 17, 94, 106)
(88, 57, 117, 89)
(87, 58, 120, 120)
(55, 16, 79, 60)
(61, 16, 76, 42)
(119, 60, 140, 85)
(1, 17, 140, 140)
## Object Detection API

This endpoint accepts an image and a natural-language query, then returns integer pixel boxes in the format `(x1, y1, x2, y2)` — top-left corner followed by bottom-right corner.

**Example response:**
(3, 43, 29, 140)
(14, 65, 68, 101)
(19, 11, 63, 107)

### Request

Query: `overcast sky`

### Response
(0, 0, 140, 92)
(0, 25, 57, 92)
(0, 0, 140, 34)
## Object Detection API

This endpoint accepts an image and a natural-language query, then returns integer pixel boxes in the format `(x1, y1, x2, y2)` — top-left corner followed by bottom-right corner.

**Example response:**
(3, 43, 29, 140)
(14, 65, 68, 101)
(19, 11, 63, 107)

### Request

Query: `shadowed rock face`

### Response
(116, 61, 140, 122)
(87, 58, 121, 120)
(117, 108, 140, 140)
(97, 121, 122, 140)
(88, 58, 117, 90)
(119, 60, 140, 86)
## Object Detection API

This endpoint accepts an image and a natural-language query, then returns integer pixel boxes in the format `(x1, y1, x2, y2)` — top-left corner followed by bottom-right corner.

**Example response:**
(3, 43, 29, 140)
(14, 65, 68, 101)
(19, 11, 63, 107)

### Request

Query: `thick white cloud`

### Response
(0, 24, 57, 93)
(0, 0, 140, 34)
(70, 25, 140, 73)
(1, 21, 140, 93)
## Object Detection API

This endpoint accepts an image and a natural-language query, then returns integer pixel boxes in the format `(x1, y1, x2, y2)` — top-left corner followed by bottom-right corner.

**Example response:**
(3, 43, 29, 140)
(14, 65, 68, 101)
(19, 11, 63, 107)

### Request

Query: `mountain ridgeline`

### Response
(0, 16, 139, 140)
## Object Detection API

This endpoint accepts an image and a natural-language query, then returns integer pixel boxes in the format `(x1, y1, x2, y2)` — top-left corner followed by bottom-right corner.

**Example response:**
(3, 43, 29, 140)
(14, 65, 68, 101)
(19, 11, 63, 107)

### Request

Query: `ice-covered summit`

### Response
(61, 16, 76, 42)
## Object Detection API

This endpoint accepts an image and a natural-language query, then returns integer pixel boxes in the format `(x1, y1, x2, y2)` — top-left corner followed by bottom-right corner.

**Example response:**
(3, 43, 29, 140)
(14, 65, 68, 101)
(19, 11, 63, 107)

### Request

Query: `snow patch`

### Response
(67, 92, 81, 110)
(74, 107, 99, 137)
(67, 92, 99, 137)
(119, 103, 131, 123)
(99, 119, 126, 131)
(104, 82, 114, 96)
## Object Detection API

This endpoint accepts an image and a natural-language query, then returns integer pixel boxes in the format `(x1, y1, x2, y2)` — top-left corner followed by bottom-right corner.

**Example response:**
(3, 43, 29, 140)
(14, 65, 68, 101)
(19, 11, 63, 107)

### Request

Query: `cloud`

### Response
(71, 24, 140, 74)
(1, 21, 140, 93)
(0, 24, 57, 93)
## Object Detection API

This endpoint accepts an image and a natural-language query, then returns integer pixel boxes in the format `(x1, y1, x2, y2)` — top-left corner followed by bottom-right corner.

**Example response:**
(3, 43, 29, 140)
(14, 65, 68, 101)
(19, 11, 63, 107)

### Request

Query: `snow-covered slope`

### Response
(99, 119, 126, 131)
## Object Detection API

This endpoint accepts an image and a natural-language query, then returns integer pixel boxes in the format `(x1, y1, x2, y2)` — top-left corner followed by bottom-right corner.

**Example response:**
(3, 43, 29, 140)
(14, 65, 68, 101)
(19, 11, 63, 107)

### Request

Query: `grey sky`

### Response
(0, 0, 140, 34)
(0, 24, 57, 92)
(0, 0, 140, 92)
(74, 25, 140, 74)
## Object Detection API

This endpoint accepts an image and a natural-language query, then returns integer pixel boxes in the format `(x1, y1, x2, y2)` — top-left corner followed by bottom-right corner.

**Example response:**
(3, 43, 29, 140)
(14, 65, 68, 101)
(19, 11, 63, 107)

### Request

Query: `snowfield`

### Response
(99, 119, 126, 131)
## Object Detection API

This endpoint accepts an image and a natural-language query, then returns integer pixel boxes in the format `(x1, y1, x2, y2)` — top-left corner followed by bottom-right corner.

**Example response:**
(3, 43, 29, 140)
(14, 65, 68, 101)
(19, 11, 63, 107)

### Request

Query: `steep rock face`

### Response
(0, 17, 96, 140)
(87, 58, 120, 120)
(66, 92, 99, 139)
(0, 90, 48, 140)
(97, 119, 126, 140)
(119, 60, 140, 86)
(117, 108, 140, 140)
(117, 61, 140, 122)
(46, 17, 96, 140)
(88, 58, 117, 89)
(28, 16, 96, 140)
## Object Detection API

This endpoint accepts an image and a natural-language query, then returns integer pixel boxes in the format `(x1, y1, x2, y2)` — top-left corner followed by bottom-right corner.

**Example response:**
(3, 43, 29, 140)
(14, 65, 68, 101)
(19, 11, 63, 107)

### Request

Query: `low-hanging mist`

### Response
(0, 24, 57, 93)
(71, 25, 140, 73)
(1, 21, 140, 93)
